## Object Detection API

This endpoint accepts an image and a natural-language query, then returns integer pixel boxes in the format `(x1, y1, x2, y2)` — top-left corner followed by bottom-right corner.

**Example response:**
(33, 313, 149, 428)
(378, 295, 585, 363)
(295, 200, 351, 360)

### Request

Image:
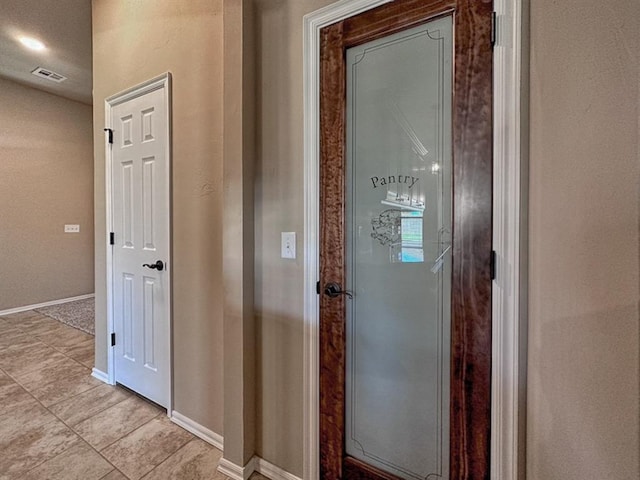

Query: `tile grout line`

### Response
(27, 311, 170, 479)
(34, 308, 95, 337)
(10, 356, 92, 389)
(83, 409, 199, 480)
(1, 310, 210, 480)
(135, 436, 204, 480)
(132, 429, 195, 480)
(46, 394, 144, 480)
(0, 361, 95, 476)
(6, 314, 99, 404)
(1, 310, 127, 478)
(8, 351, 97, 401)
(2, 313, 92, 366)
(90, 406, 164, 454)
(98, 467, 129, 480)
(32, 322, 95, 366)
(30, 317, 170, 479)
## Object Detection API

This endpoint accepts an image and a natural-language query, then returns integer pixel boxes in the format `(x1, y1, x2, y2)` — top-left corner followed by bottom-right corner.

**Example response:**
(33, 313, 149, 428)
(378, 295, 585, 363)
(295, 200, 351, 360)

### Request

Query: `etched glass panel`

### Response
(345, 16, 453, 480)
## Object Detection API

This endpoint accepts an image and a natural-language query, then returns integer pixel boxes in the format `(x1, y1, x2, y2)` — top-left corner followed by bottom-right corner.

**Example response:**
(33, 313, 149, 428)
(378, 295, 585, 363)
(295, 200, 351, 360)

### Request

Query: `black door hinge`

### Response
(111, 332, 116, 347)
(316, 281, 321, 295)
(104, 128, 113, 144)
(491, 11, 497, 48)
(109, 232, 115, 245)
(490, 250, 497, 280)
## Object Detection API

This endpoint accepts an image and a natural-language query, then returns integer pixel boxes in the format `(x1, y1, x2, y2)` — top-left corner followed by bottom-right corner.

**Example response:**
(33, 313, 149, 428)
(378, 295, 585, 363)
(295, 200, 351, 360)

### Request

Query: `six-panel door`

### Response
(111, 85, 170, 408)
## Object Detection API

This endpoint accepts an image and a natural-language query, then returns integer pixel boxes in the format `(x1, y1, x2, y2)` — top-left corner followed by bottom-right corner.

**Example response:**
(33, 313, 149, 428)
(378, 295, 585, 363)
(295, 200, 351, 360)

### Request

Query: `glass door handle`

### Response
(324, 282, 353, 299)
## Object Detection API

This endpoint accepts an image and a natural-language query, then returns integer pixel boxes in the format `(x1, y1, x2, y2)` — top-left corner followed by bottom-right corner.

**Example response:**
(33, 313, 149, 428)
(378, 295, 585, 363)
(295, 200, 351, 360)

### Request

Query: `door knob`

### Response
(324, 282, 353, 299)
(142, 260, 164, 271)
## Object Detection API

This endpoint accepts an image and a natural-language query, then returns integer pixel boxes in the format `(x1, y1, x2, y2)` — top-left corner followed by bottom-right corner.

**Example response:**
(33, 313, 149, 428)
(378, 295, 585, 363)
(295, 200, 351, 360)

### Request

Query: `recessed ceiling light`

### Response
(19, 36, 46, 51)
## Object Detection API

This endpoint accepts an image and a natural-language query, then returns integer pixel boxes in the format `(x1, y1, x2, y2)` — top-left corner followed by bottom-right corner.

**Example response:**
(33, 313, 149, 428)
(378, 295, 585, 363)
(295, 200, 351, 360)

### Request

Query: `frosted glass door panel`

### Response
(345, 16, 453, 480)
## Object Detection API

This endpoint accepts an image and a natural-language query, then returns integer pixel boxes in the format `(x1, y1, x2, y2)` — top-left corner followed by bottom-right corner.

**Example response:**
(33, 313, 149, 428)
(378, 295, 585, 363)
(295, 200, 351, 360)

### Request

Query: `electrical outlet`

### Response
(64, 224, 80, 233)
(281, 232, 296, 259)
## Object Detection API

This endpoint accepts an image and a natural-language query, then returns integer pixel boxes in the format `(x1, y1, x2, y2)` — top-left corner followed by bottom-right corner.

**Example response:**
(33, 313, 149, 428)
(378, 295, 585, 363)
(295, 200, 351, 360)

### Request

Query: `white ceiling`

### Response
(0, 0, 92, 105)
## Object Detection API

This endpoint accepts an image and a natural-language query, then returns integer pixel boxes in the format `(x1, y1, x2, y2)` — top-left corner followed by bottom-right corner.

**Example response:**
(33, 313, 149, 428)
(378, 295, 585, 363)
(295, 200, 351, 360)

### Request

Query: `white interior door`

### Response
(109, 79, 170, 408)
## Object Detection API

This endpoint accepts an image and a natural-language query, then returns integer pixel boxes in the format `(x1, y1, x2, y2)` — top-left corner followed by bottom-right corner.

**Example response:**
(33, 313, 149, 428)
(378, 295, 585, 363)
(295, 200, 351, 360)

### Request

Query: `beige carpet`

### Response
(35, 298, 95, 335)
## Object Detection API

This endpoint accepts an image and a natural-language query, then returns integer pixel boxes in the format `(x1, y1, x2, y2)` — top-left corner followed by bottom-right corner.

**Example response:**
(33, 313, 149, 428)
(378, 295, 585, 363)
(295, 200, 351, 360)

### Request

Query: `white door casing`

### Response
(105, 74, 172, 409)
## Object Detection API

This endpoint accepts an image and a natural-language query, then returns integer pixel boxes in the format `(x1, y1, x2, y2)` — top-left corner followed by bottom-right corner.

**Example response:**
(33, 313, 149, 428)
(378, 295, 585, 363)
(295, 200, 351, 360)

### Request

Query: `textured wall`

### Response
(251, 0, 334, 474)
(92, 0, 224, 434)
(221, 0, 256, 468)
(91, 1, 640, 476)
(528, 1, 640, 478)
(0, 78, 94, 311)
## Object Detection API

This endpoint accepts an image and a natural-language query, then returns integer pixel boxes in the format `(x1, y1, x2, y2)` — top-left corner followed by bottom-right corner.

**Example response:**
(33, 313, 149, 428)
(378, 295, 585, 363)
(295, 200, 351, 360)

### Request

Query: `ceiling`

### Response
(0, 0, 92, 105)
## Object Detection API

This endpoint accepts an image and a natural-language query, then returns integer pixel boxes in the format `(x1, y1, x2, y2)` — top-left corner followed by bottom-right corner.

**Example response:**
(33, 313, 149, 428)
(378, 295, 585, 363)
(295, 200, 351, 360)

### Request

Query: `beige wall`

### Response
(92, 0, 224, 434)
(528, 1, 640, 478)
(253, 0, 640, 477)
(221, 0, 257, 467)
(251, 0, 334, 474)
(0, 78, 94, 311)
(90, 0, 640, 477)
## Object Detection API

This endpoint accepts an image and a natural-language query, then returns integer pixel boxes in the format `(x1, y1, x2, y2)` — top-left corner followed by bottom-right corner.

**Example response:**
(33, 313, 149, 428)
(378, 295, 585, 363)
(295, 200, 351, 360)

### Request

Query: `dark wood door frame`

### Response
(318, 0, 493, 479)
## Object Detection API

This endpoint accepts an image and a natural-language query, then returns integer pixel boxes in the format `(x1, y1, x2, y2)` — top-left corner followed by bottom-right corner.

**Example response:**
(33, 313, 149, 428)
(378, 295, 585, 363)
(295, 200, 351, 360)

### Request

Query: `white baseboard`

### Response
(255, 457, 302, 480)
(0, 293, 95, 316)
(217, 456, 255, 480)
(167, 412, 299, 480)
(170, 411, 224, 451)
(216, 455, 301, 480)
(91, 368, 111, 384)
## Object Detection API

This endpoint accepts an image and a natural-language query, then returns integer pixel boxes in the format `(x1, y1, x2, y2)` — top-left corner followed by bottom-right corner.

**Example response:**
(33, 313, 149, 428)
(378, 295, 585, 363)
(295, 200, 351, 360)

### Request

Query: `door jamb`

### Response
(104, 73, 173, 413)
(302, 1, 527, 479)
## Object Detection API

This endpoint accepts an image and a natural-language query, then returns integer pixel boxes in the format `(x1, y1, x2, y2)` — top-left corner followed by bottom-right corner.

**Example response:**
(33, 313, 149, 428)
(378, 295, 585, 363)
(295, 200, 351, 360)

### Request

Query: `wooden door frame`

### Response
(303, 1, 527, 479)
(321, 1, 492, 478)
(103, 73, 173, 414)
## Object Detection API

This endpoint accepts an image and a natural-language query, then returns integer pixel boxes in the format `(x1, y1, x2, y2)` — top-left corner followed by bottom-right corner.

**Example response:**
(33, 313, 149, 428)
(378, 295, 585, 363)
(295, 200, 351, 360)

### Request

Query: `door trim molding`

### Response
(491, 1, 528, 479)
(303, 1, 527, 479)
(104, 73, 173, 413)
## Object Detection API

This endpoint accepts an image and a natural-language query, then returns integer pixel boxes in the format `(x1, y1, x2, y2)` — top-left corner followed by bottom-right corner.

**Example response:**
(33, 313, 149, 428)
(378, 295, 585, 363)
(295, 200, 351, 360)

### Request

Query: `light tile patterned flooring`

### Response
(0, 310, 267, 480)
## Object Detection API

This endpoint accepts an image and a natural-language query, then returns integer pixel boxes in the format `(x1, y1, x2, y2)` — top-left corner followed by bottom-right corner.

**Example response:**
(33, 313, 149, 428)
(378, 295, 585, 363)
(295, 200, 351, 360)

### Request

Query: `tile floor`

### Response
(0, 310, 267, 480)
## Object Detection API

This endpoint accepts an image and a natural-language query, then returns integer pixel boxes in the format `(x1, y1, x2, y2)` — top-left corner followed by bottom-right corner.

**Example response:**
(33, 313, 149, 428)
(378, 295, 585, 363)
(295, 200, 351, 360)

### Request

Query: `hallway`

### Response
(0, 310, 264, 480)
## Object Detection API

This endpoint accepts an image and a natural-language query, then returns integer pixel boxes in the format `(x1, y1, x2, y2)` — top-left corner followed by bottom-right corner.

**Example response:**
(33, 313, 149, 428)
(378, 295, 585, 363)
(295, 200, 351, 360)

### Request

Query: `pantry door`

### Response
(319, 1, 493, 479)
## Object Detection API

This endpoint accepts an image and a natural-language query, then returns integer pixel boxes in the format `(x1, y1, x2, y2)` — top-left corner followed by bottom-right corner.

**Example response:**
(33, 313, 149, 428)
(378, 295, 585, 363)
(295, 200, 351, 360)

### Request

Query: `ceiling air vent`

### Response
(31, 67, 67, 83)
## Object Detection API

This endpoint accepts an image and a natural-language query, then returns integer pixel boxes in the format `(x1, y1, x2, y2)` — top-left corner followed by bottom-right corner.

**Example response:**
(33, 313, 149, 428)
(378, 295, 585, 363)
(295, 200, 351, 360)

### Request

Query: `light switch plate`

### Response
(64, 224, 80, 233)
(281, 232, 296, 259)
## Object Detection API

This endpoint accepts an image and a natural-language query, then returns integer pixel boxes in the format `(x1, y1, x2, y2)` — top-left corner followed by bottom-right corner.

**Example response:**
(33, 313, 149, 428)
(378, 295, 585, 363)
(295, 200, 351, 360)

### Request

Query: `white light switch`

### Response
(64, 224, 80, 233)
(281, 232, 296, 259)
